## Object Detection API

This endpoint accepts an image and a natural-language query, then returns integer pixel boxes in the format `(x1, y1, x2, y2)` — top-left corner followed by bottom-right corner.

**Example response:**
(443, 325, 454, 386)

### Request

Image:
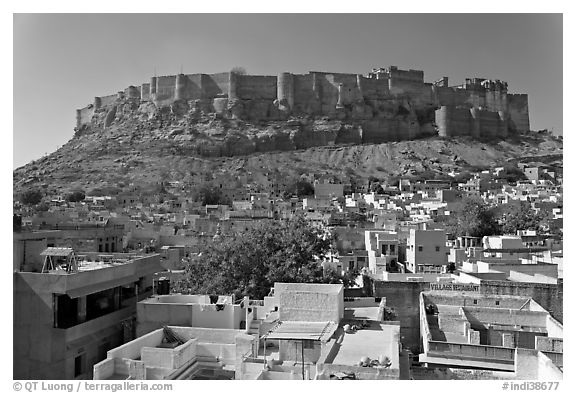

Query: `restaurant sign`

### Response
(429, 283, 480, 292)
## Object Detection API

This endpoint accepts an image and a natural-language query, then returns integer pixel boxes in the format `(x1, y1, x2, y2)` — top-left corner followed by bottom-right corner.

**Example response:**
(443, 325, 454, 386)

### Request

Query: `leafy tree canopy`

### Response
(496, 167, 527, 183)
(446, 197, 501, 238)
(173, 215, 354, 299)
(497, 201, 545, 235)
(66, 190, 86, 203)
(283, 180, 314, 198)
(193, 184, 231, 206)
(20, 189, 43, 206)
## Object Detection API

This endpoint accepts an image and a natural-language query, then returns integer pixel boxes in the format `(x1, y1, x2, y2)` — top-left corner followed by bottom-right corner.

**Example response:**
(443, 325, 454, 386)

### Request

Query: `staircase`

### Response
(248, 319, 261, 336)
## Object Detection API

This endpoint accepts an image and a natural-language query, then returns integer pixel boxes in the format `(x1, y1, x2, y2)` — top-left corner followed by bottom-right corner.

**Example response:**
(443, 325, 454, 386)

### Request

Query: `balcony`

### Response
(65, 307, 134, 343)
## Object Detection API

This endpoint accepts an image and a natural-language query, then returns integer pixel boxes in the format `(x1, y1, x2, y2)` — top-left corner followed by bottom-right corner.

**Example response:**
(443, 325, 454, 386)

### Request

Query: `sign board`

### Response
(429, 283, 480, 292)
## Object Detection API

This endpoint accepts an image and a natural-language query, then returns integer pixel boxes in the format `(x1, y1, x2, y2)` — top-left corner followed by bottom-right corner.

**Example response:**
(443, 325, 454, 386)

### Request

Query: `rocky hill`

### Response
(13, 101, 563, 198)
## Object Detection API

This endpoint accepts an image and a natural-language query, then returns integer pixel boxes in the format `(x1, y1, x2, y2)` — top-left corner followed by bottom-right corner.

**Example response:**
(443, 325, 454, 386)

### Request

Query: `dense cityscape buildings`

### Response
(13, 141, 563, 379)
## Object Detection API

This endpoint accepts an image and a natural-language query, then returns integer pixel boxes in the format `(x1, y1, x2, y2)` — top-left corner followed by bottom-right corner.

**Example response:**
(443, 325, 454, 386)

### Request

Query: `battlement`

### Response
(76, 65, 530, 143)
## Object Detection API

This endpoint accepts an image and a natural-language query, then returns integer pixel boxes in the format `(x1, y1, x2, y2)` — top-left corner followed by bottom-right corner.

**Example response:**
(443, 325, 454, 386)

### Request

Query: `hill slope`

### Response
(13, 111, 563, 198)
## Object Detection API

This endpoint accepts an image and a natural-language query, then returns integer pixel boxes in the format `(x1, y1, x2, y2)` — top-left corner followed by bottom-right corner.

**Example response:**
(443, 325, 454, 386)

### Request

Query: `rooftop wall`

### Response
(279, 291, 342, 323)
(17, 254, 162, 297)
(137, 299, 244, 336)
(462, 308, 548, 329)
(423, 292, 531, 309)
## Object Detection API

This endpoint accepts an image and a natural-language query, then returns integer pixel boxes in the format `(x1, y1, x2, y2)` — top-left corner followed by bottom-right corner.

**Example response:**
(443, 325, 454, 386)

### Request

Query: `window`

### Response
(350, 260, 355, 270)
(390, 244, 396, 254)
(54, 294, 79, 328)
(418, 246, 423, 252)
(495, 301, 500, 306)
(435, 246, 440, 252)
(303, 340, 314, 349)
(74, 353, 85, 377)
(473, 300, 478, 305)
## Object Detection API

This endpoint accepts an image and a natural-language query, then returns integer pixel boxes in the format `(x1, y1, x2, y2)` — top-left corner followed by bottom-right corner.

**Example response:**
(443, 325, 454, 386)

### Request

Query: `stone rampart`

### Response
(76, 66, 530, 142)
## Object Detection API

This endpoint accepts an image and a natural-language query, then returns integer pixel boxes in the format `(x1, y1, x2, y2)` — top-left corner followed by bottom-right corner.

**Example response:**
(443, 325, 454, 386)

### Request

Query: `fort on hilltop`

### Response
(76, 66, 530, 143)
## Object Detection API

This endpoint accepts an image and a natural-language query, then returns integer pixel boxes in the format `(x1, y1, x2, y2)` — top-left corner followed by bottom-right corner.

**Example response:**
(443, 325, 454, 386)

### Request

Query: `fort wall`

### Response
(76, 66, 531, 142)
(140, 83, 150, 101)
(237, 75, 277, 100)
(98, 94, 117, 108)
(435, 106, 507, 138)
(388, 67, 424, 95)
(508, 94, 530, 133)
(77, 106, 94, 128)
(154, 75, 177, 104)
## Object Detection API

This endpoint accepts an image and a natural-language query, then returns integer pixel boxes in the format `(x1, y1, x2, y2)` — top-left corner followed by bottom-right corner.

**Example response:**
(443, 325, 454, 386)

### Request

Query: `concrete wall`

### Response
(107, 327, 163, 360)
(137, 300, 243, 336)
(545, 316, 563, 339)
(480, 280, 563, 323)
(373, 280, 428, 352)
(279, 291, 341, 323)
(463, 308, 548, 330)
(536, 352, 563, 380)
(535, 336, 563, 353)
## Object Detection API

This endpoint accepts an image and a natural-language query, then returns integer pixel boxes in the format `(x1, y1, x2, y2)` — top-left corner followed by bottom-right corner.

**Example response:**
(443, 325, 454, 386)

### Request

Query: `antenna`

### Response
(154, 67, 157, 77)
(180, 64, 183, 74)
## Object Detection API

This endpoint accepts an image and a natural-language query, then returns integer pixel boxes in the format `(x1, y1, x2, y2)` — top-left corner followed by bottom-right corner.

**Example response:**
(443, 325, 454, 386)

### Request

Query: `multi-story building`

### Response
(406, 229, 448, 273)
(365, 230, 401, 274)
(13, 248, 162, 379)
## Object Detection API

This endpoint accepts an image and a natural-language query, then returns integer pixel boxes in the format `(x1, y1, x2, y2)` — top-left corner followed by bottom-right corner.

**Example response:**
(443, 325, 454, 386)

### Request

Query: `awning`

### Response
(41, 247, 74, 257)
(262, 321, 338, 342)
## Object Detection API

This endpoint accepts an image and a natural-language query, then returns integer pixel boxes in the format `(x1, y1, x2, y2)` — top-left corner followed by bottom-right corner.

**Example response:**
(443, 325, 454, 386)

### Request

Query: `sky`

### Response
(13, 13, 563, 168)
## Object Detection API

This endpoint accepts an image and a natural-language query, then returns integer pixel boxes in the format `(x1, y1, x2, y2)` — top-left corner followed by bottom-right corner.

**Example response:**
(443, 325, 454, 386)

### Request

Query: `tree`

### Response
(20, 189, 43, 206)
(446, 197, 500, 238)
(193, 185, 231, 206)
(322, 269, 359, 288)
(283, 180, 314, 198)
(370, 182, 384, 194)
(498, 201, 545, 235)
(66, 190, 86, 202)
(231, 66, 247, 75)
(173, 215, 335, 299)
(453, 171, 473, 184)
(496, 167, 527, 183)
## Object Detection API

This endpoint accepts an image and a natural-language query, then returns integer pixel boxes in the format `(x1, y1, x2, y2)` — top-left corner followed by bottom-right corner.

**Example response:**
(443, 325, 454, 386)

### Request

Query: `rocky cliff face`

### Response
(14, 95, 562, 198)
(76, 93, 437, 158)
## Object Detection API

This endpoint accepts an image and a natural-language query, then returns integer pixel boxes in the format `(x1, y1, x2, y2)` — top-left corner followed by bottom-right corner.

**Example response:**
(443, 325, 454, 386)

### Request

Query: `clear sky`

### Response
(13, 13, 563, 168)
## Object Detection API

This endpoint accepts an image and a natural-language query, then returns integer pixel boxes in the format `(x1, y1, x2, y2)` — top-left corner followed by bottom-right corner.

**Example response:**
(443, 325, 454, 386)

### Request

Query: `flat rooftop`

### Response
(42, 251, 150, 274)
(328, 323, 400, 370)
